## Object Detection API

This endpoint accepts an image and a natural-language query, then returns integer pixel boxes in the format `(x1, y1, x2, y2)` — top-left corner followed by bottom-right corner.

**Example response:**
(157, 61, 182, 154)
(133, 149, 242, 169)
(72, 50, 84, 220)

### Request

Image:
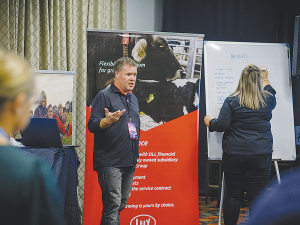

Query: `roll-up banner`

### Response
(27, 70, 74, 144)
(84, 29, 204, 225)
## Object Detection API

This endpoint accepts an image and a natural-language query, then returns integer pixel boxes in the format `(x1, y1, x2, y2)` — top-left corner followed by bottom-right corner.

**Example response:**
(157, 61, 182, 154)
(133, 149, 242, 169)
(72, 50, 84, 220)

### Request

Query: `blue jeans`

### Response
(222, 152, 272, 225)
(96, 166, 136, 225)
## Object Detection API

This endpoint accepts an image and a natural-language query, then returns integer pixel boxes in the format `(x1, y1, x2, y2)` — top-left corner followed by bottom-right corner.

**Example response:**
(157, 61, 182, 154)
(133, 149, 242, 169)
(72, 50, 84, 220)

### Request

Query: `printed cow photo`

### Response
(87, 31, 203, 131)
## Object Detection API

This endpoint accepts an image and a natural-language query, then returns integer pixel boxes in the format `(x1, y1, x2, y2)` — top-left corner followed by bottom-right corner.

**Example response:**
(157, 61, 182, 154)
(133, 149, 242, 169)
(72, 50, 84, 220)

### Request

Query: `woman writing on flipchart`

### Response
(204, 64, 276, 225)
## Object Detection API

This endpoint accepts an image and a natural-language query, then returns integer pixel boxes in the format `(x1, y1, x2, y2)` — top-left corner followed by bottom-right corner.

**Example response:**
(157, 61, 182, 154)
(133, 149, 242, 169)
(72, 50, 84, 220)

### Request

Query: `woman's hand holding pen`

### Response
(261, 66, 270, 86)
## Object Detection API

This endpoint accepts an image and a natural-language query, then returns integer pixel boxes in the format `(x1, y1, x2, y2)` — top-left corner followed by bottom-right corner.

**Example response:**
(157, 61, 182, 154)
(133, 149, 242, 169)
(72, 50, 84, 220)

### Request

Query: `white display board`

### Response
(204, 41, 296, 160)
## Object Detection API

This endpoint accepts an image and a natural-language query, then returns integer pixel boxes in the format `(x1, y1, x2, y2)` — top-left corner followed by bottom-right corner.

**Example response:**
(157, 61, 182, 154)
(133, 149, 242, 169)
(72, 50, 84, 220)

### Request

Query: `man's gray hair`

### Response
(114, 57, 138, 72)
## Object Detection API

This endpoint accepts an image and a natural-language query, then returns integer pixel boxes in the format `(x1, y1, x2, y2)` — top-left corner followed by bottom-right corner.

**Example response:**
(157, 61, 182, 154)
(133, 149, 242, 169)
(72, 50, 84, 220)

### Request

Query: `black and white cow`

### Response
(87, 33, 184, 99)
(87, 32, 199, 129)
(134, 79, 199, 129)
(131, 35, 183, 81)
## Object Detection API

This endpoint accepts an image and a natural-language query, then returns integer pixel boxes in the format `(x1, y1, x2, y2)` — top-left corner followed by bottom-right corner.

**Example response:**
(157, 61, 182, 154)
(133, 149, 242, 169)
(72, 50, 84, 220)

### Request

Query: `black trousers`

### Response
(222, 152, 272, 225)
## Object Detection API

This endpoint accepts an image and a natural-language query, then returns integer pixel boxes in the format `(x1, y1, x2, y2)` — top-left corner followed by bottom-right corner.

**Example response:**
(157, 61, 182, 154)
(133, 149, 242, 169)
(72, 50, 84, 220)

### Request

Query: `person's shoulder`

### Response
(96, 85, 113, 97)
(222, 95, 240, 110)
(0, 146, 31, 162)
(279, 167, 300, 185)
(103, 84, 113, 93)
(34, 105, 40, 112)
(0, 146, 51, 179)
(0, 146, 65, 224)
(264, 84, 276, 94)
(247, 168, 300, 225)
(130, 92, 139, 101)
(224, 95, 238, 104)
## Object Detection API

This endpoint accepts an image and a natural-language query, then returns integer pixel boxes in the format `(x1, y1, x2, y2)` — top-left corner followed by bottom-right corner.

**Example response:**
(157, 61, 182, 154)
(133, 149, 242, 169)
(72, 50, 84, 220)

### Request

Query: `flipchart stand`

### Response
(217, 161, 281, 225)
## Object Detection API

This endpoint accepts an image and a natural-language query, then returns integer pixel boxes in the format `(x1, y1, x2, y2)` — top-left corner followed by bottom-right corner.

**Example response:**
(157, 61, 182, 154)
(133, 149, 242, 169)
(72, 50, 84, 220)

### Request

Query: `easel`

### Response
(217, 161, 281, 225)
(205, 158, 222, 206)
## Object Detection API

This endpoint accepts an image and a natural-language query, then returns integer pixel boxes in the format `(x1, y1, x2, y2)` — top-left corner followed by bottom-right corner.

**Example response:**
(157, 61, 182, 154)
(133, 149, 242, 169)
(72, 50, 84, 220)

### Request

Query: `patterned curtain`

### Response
(0, 0, 126, 218)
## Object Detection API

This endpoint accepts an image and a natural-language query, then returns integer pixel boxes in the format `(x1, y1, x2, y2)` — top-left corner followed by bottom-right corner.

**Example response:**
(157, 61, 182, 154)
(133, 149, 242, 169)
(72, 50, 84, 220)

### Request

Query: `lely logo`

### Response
(130, 214, 156, 225)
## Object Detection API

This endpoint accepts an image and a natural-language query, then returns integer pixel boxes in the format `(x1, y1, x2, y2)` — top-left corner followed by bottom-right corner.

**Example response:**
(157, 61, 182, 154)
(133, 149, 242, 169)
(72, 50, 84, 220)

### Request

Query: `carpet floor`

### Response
(199, 196, 249, 225)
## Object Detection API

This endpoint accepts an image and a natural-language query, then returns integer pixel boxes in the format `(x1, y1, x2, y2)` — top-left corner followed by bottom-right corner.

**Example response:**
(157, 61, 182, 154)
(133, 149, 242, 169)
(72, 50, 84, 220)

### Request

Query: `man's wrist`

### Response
(100, 118, 112, 129)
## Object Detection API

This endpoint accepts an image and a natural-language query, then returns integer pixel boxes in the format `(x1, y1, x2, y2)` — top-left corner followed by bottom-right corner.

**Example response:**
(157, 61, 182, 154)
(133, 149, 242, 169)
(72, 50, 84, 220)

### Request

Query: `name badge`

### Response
(128, 122, 138, 139)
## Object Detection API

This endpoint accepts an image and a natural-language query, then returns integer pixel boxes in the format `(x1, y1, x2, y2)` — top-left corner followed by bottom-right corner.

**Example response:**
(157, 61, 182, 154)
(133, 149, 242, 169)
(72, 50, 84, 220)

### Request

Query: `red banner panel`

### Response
(84, 107, 198, 225)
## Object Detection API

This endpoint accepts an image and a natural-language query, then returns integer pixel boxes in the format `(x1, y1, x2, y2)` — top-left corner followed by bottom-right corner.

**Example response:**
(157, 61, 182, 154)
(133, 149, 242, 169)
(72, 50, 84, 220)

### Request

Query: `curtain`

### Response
(0, 0, 126, 218)
(163, 0, 300, 45)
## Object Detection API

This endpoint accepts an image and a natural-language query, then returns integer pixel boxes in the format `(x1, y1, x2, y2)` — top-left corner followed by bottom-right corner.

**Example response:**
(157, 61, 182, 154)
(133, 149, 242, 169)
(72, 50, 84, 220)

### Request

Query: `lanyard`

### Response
(119, 94, 132, 122)
(0, 126, 9, 141)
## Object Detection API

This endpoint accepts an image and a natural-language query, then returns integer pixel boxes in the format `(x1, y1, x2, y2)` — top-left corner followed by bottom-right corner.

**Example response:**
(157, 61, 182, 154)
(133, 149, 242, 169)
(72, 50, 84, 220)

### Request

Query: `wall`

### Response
(126, 0, 163, 32)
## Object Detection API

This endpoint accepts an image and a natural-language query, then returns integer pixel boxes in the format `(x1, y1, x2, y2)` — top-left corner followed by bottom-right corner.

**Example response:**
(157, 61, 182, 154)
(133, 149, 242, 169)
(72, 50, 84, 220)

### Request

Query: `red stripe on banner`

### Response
(122, 33, 129, 45)
(83, 107, 199, 225)
(83, 106, 103, 224)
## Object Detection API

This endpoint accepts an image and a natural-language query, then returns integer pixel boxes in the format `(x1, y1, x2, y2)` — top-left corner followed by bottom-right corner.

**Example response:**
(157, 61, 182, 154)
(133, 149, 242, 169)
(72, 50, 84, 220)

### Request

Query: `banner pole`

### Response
(274, 161, 281, 184)
(218, 172, 225, 225)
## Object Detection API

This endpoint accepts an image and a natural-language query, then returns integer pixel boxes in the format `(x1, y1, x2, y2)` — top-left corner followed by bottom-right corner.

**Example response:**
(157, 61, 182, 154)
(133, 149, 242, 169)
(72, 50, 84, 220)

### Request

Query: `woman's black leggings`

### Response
(222, 152, 272, 225)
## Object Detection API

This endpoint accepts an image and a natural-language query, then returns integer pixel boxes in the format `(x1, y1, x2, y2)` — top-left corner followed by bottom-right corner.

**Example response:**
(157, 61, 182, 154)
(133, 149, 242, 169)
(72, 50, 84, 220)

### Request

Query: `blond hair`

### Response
(114, 57, 138, 72)
(230, 64, 270, 110)
(0, 50, 34, 112)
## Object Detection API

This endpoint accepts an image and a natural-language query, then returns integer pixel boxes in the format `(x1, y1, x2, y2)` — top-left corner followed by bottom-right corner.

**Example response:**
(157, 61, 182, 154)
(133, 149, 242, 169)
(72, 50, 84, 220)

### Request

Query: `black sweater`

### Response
(209, 85, 276, 155)
(88, 83, 140, 169)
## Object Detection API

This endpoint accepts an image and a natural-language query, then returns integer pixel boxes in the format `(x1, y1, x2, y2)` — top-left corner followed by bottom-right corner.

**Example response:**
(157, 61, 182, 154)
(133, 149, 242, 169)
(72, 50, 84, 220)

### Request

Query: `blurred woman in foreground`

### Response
(0, 49, 65, 225)
(204, 64, 276, 225)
